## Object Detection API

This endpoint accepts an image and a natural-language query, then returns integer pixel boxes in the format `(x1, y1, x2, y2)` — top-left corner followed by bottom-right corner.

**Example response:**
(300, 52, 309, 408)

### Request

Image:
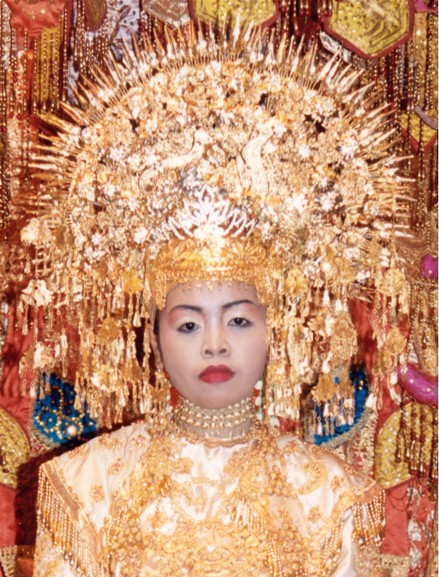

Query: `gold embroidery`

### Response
(98, 434, 123, 450)
(131, 434, 148, 448)
(90, 485, 105, 502)
(192, 0, 277, 28)
(297, 458, 327, 495)
(0, 409, 30, 489)
(102, 425, 384, 577)
(331, 475, 347, 492)
(66, 442, 87, 459)
(326, 0, 411, 58)
(307, 506, 323, 524)
(107, 458, 126, 475)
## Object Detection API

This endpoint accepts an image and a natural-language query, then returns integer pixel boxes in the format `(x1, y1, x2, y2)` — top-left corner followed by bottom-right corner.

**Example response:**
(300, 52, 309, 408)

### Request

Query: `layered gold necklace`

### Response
(171, 395, 256, 446)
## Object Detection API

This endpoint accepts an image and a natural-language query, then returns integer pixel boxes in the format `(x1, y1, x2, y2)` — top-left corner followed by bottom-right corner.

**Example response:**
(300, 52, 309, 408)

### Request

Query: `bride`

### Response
(23, 28, 409, 577)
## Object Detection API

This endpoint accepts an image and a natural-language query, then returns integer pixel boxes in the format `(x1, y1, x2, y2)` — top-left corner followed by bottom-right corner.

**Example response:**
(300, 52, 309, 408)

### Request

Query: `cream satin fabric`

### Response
(33, 422, 374, 577)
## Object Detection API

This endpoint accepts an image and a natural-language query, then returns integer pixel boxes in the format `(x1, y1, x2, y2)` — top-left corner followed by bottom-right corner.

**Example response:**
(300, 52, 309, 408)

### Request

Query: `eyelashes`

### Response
(176, 317, 252, 333)
(228, 317, 252, 327)
(177, 321, 199, 333)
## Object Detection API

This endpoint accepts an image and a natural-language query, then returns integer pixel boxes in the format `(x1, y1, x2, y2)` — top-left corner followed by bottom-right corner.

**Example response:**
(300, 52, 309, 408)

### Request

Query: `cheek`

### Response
(240, 329, 267, 370)
(159, 328, 191, 374)
(158, 327, 177, 366)
(255, 340, 268, 374)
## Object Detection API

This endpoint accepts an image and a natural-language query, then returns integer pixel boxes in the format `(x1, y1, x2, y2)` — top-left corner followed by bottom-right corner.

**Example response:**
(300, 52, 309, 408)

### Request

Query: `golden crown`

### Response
(14, 31, 412, 425)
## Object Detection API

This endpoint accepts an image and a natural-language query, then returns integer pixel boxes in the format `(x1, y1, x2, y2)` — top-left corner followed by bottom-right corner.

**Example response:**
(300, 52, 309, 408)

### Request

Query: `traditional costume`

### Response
(15, 28, 410, 577)
(34, 397, 383, 577)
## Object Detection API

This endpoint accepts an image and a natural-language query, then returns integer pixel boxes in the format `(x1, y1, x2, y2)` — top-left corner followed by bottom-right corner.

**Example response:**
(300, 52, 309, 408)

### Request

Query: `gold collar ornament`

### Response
(172, 394, 255, 445)
(13, 29, 412, 428)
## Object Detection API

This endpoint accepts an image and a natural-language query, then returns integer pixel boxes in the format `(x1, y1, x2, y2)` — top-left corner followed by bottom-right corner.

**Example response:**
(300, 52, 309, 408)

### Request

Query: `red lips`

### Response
(199, 365, 235, 384)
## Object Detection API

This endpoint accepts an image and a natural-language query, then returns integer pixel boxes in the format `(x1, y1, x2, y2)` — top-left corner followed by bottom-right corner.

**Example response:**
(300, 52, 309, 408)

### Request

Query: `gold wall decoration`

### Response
(143, 0, 191, 28)
(0, 407, 30, 489)
(189, 0, 278, 28)
(324, 0, 414, 59)
(83, 0, 107, 30)
(375, 400, 437, 494)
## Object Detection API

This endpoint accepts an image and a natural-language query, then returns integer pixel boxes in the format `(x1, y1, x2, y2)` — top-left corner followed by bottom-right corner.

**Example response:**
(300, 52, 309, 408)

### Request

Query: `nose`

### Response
(201, 323, 230, 358)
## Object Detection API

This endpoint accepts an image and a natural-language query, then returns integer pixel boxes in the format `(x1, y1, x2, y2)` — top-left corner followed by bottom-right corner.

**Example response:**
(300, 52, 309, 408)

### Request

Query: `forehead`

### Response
(163, 281, 260, 310)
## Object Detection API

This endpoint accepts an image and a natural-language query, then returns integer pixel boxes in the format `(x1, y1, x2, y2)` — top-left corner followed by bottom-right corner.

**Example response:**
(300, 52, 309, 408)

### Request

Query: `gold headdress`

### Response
(14, 30, 411, 426)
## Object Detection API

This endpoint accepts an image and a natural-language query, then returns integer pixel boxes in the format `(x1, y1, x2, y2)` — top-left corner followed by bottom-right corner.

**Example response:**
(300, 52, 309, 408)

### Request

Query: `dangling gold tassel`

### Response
(265, 302, 298, 424)
(150, 368, 171, 427)
(33, 21, 63, 114)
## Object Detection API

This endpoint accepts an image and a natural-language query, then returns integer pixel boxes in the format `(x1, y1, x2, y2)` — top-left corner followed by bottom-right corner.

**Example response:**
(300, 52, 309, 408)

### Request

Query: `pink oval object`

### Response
(416, 0, 439, 13)
(398, 363, 438, 407)
(421, 254, 438, 280)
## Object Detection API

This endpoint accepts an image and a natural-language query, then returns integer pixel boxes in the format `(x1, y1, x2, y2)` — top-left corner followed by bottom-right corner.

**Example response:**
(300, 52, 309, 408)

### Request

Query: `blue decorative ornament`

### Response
(33, 373, 97, 446)
(313, 367, 369, 446)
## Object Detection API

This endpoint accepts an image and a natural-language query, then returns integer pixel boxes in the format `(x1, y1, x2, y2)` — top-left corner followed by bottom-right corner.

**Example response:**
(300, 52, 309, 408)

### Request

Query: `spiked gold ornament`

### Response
(12, 29, 412, 425)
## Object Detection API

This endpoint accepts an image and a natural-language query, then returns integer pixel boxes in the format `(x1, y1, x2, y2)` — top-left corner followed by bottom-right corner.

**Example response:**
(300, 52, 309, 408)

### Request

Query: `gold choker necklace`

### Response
(172, 396, 255, 445)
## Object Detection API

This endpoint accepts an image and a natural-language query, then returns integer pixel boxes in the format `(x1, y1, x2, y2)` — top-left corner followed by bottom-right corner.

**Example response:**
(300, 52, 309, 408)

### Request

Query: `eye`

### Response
(177, 321, 199, 333)
(228, 317, 251, 327)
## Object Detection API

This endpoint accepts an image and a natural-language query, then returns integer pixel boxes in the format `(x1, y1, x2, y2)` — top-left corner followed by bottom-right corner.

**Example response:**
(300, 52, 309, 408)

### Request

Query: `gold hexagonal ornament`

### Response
(324, 0, 415, 59)
(189, 0, 279, 29)
(143, 0, 191, 28)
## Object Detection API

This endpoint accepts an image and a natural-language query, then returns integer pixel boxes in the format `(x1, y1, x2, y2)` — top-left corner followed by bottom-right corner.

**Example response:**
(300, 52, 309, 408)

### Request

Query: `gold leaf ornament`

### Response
(97, 317, 121, 343)
(123, 269, 143, 295)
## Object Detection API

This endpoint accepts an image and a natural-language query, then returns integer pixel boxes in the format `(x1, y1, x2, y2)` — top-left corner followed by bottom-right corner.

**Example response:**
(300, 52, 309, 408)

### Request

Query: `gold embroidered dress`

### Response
(34, 397, 383, 577)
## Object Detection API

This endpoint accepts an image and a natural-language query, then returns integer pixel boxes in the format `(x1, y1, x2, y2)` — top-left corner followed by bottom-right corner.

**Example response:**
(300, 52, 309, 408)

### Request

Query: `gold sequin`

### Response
(98, 434, 123, 450)
(331, 475, 347, 492)
(131, 434, 148, 448)
(108, 458, 126, 475)
(90, 484, 105, 502)
(307, 506, 323, 524)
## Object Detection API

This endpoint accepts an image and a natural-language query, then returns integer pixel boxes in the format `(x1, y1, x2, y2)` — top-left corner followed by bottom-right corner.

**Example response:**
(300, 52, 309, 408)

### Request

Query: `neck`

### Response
(172, 395, 255, 444)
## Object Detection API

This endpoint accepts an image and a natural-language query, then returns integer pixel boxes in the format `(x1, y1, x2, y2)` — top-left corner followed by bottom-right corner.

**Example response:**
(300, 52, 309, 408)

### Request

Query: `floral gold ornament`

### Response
(13, 29, 412, 426)
(36, 415, 385, 577)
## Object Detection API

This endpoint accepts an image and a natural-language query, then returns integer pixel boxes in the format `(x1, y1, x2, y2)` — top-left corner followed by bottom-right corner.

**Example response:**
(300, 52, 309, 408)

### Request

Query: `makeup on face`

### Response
(158, 282, 267, 409)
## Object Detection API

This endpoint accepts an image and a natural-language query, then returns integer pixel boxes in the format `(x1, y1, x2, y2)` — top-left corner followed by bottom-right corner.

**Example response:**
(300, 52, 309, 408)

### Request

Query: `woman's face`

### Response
(158, 281, 267, 409)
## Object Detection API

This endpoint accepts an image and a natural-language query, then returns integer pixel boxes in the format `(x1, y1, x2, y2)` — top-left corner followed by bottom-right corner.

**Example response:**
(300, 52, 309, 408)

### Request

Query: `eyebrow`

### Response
(223, 299, 258, 310)
(170, 299, 258, 314)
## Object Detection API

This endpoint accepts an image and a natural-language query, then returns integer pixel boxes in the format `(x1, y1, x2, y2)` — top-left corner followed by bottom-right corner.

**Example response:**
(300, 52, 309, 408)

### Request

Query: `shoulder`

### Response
(45, 420, 150, 476)
(61, 420, 149, 463)
(274, 432, 381, 508)
(276, 433, 356, 473)
(39, 421, 151, 527)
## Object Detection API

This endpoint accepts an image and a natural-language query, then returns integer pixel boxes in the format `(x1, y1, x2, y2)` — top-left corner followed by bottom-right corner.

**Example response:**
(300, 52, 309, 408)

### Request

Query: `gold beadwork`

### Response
(36, 463, 104, 577)
(151, 236, 283, 310)
(99, 420, 385, 577)
(173, 394, 254, 444)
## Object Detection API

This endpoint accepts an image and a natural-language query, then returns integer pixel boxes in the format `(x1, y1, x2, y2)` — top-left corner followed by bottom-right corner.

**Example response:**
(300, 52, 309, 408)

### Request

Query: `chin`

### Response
(197, 392, 249, 410)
